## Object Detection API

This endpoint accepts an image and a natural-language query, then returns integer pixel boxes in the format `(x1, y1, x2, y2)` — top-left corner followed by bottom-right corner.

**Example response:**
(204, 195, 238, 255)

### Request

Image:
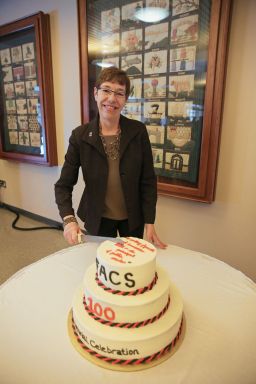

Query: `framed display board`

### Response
(78, 0, 232, 202)
(0, 12, 57, 166)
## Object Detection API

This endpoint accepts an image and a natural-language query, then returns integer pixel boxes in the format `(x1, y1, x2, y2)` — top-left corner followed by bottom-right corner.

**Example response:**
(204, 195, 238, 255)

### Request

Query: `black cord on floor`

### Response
(1, 204, 63, 231)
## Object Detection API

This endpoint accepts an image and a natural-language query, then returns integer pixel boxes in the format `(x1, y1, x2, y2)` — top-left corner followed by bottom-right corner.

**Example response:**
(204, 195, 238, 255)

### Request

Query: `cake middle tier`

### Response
(83, 264, 170, 324)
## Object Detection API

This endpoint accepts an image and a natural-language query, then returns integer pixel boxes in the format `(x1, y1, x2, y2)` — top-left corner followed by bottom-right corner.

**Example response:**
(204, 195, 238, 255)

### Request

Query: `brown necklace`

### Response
(99, 124, 121, 160)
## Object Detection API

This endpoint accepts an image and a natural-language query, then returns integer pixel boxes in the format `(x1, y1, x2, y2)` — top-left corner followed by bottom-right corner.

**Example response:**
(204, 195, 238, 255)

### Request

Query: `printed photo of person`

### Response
(121, 29, 143, 53)
(22, 42, 35, 61)
(11, 46, 23, 63)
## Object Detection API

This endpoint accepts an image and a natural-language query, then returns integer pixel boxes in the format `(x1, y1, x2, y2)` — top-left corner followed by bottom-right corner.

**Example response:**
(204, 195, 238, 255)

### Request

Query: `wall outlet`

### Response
(0, 180, 6, 188)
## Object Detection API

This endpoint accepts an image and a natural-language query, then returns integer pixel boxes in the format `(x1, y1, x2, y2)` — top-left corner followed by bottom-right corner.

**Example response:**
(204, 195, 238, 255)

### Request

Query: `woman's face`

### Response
(94, 81, 127, 122)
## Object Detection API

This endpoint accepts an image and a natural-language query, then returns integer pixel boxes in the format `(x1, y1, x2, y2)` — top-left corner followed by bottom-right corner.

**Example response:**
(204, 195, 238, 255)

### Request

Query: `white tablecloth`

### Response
(1, 238, 256, 384)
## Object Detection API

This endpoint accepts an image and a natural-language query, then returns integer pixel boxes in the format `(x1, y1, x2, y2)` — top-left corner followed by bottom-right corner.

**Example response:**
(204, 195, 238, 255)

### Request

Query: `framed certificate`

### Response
(0, 12, 57, 166)
(78, 0, 232, 202)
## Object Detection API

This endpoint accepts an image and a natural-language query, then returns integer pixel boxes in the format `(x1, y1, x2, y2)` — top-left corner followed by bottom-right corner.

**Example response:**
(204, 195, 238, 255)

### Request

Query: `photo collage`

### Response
(88, 0, 209, 183)
(0, 37, 42, 154)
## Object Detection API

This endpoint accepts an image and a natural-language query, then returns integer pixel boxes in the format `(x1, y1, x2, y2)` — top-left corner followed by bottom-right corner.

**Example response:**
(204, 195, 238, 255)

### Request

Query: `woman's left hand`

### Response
(145, 224, 167, 249)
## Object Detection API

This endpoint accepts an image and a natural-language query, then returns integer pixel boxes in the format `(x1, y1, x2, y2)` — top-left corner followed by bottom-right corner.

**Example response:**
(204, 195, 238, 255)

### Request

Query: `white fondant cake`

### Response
(70, 237, 184, 368)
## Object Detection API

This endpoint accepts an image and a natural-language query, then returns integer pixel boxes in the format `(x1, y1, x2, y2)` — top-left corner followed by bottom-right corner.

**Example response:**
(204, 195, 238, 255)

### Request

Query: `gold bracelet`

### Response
(63, 216, 78, 228)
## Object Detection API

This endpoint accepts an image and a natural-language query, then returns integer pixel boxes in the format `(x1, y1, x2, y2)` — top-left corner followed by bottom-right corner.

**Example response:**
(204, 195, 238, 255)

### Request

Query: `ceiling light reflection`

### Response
(91, 60, 114, 68)
(135, 7, 169, 23)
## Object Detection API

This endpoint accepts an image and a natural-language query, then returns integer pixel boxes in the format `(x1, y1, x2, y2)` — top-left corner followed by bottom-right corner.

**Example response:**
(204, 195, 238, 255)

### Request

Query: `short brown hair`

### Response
(95, 67, 130, 98)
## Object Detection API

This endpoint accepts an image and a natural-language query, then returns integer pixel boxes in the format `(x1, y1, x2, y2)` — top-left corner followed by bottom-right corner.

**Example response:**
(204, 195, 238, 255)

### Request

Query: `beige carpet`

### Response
(0, 207, 69, 285)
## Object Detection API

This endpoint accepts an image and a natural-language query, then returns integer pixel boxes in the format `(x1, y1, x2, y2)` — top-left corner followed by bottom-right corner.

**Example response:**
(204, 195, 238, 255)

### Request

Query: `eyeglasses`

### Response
(97, 87, 126, 99)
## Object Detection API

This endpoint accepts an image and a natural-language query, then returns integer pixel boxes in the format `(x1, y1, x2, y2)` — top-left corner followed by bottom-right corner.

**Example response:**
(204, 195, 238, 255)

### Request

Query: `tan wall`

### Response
(0, 0, 255, 281)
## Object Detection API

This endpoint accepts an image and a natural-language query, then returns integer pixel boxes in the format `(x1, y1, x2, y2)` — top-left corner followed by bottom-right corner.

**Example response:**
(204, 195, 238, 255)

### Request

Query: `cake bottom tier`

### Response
(70, 284, 183, 366)
(68, 310, 184, 371)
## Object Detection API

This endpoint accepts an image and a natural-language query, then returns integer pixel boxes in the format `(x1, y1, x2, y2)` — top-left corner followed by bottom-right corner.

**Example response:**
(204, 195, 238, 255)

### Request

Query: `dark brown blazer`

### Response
(55, 114, 157, 235)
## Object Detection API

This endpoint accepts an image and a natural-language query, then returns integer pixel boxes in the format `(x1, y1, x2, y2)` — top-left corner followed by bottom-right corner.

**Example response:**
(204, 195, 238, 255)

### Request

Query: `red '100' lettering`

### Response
(86, 296, 115, 321)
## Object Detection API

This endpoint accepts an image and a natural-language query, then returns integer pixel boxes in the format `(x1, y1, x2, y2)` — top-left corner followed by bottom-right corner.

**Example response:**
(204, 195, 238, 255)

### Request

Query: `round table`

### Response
(1, 238, 256, 384)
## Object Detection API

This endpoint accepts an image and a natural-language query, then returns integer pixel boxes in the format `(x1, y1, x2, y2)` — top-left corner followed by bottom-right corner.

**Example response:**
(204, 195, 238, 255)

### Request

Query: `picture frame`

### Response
(0, 12, 57, 166)
(78, 0, 232, 202)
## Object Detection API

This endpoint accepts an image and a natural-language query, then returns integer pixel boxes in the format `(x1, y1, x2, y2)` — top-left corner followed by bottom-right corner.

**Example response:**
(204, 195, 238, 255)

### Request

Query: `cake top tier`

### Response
(97, 237, 156, 267)
(96, 237, 157, 292)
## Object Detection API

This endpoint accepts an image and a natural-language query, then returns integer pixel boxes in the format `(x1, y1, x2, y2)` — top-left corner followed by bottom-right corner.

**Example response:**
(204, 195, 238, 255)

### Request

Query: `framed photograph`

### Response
(0, 12, 57, 166)
(78, 0, 232, 202)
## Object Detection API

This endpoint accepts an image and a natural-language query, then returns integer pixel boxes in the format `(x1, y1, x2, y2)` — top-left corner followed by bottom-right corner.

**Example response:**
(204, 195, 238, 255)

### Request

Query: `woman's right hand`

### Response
(63, 222, 82, 245)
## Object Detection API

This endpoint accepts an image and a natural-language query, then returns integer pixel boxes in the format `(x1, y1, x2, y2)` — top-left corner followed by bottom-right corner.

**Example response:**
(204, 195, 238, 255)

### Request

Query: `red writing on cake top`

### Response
(125, 237, 155, 252)
(107, 251, 127, 264)
(106, 238, 155, 264)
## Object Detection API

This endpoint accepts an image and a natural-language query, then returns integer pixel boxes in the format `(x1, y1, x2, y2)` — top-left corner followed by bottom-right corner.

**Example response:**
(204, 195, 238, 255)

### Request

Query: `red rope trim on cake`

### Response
(95, 272, 158, 296)
(72, 315, 183, 366)
(83, 295, 171, 328)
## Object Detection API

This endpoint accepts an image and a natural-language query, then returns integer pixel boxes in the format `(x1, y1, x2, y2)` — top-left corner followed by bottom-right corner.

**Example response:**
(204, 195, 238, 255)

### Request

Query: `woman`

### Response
(55, 67, 166, 248)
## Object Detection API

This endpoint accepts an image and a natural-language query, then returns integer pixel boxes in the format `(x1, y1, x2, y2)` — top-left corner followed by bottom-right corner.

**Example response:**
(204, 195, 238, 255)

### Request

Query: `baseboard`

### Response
(0, 203, 63, 229)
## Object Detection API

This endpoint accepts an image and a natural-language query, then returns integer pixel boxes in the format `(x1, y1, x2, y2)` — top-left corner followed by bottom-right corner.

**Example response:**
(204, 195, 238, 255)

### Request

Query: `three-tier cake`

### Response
(68, 237, 184, 371)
